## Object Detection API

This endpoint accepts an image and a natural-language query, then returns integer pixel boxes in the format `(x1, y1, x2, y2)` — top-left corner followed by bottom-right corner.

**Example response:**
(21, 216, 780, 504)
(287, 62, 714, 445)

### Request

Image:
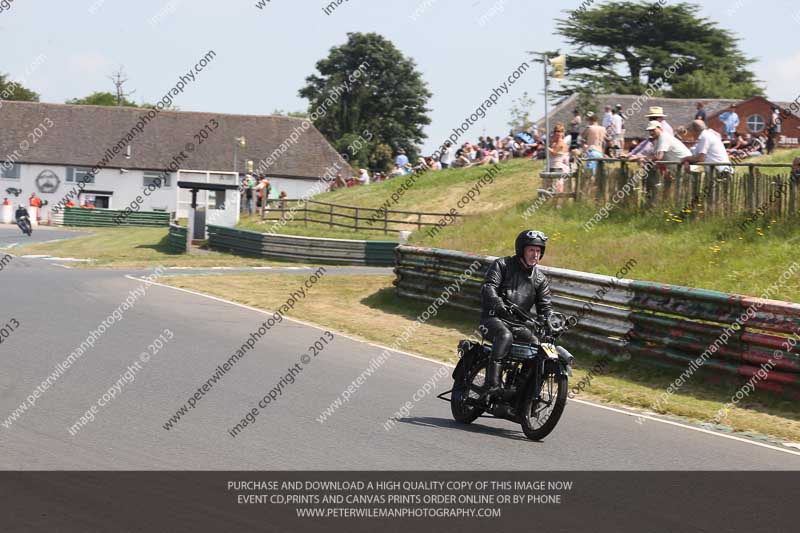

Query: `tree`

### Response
(67, 91, 139, 107)
(555, 2, 763, 98)
(0, 73, 39, 101)
(668, 69, 763, 99)
(507, 91, 536, 133)
(299, 32, 431, 171)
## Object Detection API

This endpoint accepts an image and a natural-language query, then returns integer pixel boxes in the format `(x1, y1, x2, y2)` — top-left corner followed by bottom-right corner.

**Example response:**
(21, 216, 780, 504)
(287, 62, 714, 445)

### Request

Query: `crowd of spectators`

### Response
(327, 99, 790, 191)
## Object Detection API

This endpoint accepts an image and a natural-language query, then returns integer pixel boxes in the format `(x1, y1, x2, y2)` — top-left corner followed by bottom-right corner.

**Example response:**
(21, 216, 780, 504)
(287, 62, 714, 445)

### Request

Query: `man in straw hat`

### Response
(645, 106, 673, 136)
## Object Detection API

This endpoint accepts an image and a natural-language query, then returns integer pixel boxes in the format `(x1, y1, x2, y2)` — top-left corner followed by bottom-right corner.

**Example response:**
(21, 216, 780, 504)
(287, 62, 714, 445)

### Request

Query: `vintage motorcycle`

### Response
(440, 301, 574, 441)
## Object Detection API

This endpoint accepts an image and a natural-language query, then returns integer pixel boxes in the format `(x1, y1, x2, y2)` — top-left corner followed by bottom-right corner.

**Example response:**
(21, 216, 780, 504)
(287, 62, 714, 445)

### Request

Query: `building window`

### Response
(746, 114, 765, 133)
(66, 167, 95, 184)
(143, 172, 171, 189)
(1, 163, 20, 179)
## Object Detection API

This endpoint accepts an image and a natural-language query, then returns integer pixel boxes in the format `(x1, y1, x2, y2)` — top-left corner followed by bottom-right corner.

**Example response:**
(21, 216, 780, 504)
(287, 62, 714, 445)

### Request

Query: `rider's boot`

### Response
(482, 359, 503, 404)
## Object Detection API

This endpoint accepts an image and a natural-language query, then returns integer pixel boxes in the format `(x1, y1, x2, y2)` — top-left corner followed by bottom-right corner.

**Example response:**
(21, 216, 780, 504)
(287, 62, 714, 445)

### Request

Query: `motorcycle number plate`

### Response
(542, 344, 558, 360)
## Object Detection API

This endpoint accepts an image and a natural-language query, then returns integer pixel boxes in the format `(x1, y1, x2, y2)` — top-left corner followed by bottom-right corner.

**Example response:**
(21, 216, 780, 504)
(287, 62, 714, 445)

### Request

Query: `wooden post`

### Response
(355, 207, 359, 232)
(329, 204, 334, 229)
(383, 209, 388, 235)
(303, 203, 308, 227)
(417, 213, 422, 231)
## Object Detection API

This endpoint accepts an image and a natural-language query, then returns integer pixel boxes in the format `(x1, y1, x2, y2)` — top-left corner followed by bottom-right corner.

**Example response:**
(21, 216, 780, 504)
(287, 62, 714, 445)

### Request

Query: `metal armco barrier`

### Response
(207, 225, 397, 266)
(167, 224, 187, 254)
(394, 245, 800, 398)
(59, 208, 169, 227)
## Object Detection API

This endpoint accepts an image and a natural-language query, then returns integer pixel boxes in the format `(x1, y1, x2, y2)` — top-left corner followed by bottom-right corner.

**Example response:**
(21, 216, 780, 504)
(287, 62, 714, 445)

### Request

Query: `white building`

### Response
(0, 101, 351, 224)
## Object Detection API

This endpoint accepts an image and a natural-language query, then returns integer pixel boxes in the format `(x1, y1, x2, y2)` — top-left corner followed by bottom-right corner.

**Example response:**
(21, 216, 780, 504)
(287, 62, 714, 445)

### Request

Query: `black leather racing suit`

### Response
(480, 256, 553, 362)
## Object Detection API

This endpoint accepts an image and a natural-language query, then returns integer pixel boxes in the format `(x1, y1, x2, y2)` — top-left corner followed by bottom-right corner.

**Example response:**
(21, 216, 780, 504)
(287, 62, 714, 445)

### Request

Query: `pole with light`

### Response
(534, 52, 566, 173)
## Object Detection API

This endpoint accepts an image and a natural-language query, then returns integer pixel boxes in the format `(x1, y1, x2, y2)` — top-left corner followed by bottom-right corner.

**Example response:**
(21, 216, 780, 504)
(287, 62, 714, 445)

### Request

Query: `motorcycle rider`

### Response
(480, 230, 553, 400)
(15, 204, 31, 234)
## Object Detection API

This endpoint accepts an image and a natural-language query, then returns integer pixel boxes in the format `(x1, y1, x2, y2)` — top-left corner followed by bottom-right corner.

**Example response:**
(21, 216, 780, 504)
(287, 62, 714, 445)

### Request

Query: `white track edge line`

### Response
(126, 274, 800, 459)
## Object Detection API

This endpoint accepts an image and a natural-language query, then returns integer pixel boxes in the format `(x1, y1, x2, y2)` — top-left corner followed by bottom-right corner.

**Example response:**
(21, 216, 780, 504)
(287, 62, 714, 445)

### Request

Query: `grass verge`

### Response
(162, 272, 800, 443)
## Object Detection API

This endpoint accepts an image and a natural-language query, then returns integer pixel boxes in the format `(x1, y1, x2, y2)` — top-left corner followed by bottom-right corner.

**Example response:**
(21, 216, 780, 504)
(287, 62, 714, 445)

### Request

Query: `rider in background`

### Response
(15, 204, 30, 232)
(479, 230, 553, 398)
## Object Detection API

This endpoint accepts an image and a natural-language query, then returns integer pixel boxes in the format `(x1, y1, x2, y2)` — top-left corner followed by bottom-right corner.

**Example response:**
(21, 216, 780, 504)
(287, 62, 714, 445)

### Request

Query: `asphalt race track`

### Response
(1, 229, 799, 471)
(0, 224, 89, 248)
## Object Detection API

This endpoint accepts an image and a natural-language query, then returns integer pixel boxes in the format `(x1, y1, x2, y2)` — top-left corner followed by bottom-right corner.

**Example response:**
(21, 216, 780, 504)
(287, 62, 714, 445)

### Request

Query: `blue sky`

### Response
(3, 0, 799, 154)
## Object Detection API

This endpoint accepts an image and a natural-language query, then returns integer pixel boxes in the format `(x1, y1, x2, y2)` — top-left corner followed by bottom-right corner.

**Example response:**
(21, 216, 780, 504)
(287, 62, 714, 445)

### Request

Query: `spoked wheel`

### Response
(520, 372, 568, 440)
(451, 361, 487, 424)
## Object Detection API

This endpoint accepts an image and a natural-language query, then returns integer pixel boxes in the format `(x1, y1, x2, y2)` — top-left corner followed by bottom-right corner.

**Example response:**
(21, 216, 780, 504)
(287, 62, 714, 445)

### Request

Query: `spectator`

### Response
(65, 200, 76, 208)
(695, 102, 707, 123)
(394, 149, 409, 169)
(2, 197, 11, 206)
(625, 136, 655, 161)
(569, 109, 582, 151)
(602, 105, 613, 130)
(647, 120, 692, 163)
(682, 119, 732, 175)
(278, 191, 288, 210)
(427, 157, 442, 170)
(548, 123, 570, 177)
(256, 178, 270, 209)
(645, 106, 673, 136)
(478, 136, 487, 149)
(242, 173, 256, 215)
(331, 172, 348, 190)
(356, 168, 370, 185)
(29, 192, 41, 208)
(453, 145, 473, 168)
(609, 103, 625, 157)
(792, 157, 800, 182)
(767, 106, 781, 155)
(719, 104, 740, 142)
(440, 141, 455, 169)
(582, 112, 607, 175)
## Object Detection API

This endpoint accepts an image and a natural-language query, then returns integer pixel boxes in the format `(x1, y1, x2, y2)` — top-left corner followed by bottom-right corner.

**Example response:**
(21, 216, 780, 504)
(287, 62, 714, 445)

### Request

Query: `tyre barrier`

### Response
(394, 245, 800, 398)
(207, 225, 397, 266)
(167, 224, 187, 254)
(59, 207, 169, 227)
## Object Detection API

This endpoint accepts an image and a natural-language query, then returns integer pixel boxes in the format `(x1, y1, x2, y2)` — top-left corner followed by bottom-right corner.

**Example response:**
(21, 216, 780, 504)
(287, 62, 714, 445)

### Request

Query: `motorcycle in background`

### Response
(16, 214, 32, 236)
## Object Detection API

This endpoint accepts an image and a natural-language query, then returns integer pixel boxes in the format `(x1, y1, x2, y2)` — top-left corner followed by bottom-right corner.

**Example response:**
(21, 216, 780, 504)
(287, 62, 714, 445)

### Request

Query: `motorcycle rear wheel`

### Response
(520, 372, 568, 441)
(450, 362, 487, 424)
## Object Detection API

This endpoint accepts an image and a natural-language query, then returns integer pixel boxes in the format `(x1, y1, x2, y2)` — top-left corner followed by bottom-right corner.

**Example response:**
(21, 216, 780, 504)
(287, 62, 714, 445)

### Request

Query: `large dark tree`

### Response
(0, 73, 39, 101)
(555, 2, 763, 98)
(299, 32, 431, 171)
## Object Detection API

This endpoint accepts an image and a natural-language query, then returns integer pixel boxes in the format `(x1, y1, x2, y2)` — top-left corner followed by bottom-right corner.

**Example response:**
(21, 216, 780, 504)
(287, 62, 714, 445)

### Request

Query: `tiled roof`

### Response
(0, 101, 352, 178)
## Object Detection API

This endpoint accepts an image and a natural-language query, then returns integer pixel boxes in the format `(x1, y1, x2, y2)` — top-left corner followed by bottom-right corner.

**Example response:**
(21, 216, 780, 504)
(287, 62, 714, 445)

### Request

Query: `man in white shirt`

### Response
(682, 120, 733, 174)
(610, 105, 625, 156)
(440, 141, 455, 168)
(356, 168, 370, 185)
(602, 106, 613, 130)
(648, 121, 692, 162)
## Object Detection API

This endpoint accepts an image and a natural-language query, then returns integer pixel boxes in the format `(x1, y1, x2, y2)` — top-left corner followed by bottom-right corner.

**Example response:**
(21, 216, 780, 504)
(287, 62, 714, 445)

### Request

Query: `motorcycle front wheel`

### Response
(520, 371, 568, 441)
(450, 361, 487, 424)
